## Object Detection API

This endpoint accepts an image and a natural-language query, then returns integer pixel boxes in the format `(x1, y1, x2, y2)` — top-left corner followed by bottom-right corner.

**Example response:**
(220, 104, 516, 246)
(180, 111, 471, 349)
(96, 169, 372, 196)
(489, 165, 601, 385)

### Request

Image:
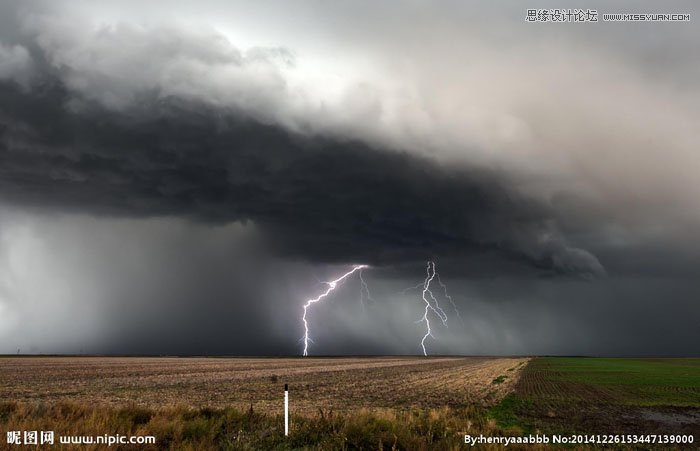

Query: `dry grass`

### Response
(0, 401, 541, 450)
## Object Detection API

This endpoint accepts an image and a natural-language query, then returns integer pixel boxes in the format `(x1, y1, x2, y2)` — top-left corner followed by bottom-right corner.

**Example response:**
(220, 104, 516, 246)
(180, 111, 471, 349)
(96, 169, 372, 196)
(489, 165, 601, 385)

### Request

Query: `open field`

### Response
(491, 357, 700, 436)
(0, 356, 526, 413)
(0, 356, 529, 450)
(2, 357, 698, 449)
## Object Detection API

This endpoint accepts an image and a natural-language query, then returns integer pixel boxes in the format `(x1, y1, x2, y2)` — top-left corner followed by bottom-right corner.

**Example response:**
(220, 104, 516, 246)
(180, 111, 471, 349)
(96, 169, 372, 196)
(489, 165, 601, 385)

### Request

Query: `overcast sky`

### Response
(0, 0, 698, 356)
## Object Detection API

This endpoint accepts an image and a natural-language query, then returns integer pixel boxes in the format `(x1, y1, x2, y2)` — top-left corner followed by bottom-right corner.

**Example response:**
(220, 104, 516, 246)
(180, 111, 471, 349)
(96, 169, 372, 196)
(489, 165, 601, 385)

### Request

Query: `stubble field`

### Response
(0, 356, 531, 450)
(0, 356, 527, 413)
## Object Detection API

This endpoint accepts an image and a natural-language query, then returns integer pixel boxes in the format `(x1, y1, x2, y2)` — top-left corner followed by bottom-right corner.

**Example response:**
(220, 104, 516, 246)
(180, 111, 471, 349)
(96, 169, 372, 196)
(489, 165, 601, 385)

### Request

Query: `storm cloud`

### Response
(0, 44, 601, 275)
(0, 0, 698, 355)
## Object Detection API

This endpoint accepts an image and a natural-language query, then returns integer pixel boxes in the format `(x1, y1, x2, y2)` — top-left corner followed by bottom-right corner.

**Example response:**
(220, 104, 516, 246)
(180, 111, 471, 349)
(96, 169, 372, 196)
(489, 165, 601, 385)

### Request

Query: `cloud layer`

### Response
(0, 0, 698, 355)
(0, 30, 604, 275)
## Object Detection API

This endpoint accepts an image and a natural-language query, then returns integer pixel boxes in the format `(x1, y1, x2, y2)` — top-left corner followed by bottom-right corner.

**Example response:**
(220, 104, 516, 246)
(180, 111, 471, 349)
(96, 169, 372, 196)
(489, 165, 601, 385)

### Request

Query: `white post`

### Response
(284, 383, 289, 436)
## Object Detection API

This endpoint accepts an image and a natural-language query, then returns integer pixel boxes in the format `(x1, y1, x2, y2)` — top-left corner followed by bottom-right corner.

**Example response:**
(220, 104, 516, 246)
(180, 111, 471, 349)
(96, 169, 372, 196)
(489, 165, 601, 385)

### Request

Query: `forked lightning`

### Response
(412, 260, 458, 356)
(301, 265, 368, 356)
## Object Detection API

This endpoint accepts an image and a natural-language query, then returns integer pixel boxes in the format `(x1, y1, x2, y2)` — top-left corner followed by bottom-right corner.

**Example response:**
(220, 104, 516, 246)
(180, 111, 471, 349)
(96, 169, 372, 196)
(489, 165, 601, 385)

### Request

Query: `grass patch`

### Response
(492, 375, 507, 385)
(488, 394, 533, 433)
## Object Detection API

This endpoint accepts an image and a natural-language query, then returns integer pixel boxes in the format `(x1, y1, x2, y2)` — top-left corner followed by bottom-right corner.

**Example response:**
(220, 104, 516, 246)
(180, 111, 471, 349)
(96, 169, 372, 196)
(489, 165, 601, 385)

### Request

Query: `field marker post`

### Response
(284, 383, 289, 436)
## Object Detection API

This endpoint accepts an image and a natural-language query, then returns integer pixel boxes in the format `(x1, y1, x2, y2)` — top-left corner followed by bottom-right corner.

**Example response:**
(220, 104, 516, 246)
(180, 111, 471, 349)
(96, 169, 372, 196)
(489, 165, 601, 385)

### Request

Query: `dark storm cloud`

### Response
(0, 69, 602, 276)
(2, 0, 699, 357)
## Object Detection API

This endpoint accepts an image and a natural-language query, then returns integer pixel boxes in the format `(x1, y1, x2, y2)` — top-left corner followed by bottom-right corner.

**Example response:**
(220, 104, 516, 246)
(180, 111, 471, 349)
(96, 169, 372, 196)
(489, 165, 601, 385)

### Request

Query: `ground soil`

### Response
(0, 356, 527, 414)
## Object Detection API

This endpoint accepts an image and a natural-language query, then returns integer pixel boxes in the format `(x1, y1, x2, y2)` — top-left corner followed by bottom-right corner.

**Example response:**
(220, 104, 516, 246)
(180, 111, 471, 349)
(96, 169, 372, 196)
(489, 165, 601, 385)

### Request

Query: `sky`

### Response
(0, 0, 698, 356)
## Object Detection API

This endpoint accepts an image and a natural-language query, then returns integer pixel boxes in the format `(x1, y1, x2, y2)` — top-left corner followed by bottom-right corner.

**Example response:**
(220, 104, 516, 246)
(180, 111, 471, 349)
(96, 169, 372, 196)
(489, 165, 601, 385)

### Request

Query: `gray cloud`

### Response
(0, 0, 698, 356)
(0, 65, 602, 276)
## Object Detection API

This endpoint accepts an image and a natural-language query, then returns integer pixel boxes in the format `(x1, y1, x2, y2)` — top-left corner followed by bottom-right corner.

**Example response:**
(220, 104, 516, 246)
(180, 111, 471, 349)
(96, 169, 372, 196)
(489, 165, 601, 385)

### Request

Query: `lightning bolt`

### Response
(302, 265, 368, 356)
(410, 260, 458, 356)
(400, 282, 424, 295)
(358, 268, 373, 311)
(435, 272, 463, 323)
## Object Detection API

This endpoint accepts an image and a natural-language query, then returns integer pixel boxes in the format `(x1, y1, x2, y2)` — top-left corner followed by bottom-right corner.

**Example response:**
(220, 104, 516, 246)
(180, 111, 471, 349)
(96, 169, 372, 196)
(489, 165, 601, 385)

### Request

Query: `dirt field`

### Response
(0, 356, 527, 414)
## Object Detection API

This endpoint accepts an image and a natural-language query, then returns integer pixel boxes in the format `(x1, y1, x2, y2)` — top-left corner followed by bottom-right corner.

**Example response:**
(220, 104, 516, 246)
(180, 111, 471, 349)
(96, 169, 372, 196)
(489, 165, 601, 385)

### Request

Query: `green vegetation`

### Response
(535, 358, 700, 406)
(489, 357, 700, 435)
(491, 375, 507, 384)
(487, 395, 533, 433)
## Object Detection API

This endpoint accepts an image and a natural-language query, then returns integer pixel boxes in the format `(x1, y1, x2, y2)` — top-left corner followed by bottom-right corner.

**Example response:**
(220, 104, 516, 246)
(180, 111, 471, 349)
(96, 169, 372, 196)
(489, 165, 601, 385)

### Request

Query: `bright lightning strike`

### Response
(301, 265, 368, 356)
(412, 260, 456, 356)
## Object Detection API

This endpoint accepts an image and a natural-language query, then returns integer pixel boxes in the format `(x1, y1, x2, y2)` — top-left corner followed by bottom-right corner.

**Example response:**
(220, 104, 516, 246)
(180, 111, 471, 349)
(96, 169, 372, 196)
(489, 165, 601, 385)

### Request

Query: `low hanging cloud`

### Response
(0, 72, 602, 276)
(3, 1, 699, 241)
(0, 10, 606, 276)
